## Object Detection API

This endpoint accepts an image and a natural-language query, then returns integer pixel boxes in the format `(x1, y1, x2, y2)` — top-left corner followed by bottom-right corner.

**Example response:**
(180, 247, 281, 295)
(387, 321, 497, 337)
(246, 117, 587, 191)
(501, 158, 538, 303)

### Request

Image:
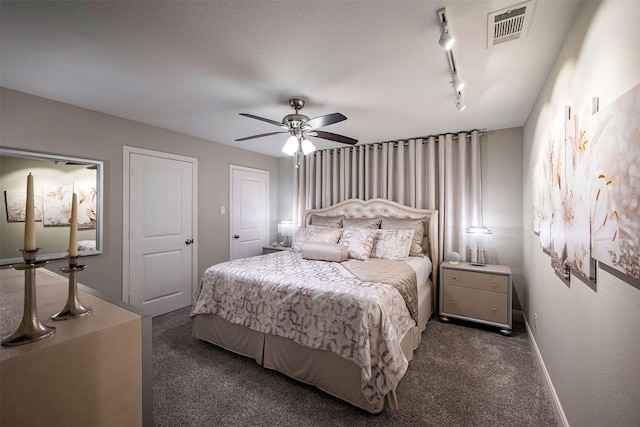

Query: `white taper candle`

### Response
(24, 173, 36, 251)
(69, 192, 78, 257)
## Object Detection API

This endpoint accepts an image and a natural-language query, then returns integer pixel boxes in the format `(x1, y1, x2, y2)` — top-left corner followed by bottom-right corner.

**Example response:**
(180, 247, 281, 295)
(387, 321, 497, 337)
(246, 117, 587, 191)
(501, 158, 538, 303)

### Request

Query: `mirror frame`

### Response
(0, 148, 104, 265)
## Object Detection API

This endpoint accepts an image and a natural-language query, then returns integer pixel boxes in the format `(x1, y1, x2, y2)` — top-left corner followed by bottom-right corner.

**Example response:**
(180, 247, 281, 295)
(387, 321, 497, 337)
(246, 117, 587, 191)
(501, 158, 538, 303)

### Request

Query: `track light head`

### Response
(439, 26, 455, 50)
(455, 93, 466, 111)
(451, 74, 464, 92)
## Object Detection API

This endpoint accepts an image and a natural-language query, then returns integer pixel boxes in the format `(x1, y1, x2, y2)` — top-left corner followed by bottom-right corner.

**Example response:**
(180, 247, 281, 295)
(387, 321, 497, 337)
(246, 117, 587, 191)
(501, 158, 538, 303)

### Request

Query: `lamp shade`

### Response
(278, 220, 296, 247)
(301, 139, 316, 155)
(466, 226, 492, 265)
(282, 136, 298, 156)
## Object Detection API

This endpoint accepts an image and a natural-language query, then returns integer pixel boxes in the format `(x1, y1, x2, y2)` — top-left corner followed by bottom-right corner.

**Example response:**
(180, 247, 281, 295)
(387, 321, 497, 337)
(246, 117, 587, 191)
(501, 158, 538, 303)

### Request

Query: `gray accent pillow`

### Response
(342, 217, 381, 229)
(310, 214, 343, 228)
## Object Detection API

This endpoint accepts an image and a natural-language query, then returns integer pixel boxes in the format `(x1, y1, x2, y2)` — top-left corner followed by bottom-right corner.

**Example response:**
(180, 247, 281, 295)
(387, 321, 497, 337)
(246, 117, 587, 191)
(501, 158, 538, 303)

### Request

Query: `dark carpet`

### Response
(153, 307, 557, 426)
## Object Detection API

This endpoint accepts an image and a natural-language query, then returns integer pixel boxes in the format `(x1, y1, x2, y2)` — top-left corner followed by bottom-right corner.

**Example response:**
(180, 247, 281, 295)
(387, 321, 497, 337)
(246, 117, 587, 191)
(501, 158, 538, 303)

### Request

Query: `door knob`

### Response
(234, 234, 240, 239)
(185, 239, 194, 245)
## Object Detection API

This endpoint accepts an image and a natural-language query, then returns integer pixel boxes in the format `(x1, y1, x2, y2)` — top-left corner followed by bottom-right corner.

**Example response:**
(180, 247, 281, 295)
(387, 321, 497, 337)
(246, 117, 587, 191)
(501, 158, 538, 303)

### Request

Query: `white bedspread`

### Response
(191, 250, 418, 404)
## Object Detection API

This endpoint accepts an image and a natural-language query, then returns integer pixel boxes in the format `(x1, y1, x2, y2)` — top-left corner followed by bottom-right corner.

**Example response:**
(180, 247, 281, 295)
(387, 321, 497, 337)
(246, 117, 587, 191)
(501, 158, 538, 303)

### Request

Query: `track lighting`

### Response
(455, 93, 466, 111)
(451, 73, 464, 92)
(438, 23, 454, 50)
(438, 8, 467, 111)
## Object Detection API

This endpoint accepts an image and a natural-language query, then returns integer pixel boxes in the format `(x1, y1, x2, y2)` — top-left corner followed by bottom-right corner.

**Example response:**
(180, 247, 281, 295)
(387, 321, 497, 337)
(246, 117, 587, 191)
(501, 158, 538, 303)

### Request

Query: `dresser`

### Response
(1, 267, 152, 426)
(439, 261, 512, 335)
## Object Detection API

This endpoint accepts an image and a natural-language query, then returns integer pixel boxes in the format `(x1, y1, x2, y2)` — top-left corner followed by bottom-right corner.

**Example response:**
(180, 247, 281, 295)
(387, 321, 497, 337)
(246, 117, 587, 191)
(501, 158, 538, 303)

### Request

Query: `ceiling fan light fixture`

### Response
(301, 138, 316, 155)
(282, 135, 298, 156)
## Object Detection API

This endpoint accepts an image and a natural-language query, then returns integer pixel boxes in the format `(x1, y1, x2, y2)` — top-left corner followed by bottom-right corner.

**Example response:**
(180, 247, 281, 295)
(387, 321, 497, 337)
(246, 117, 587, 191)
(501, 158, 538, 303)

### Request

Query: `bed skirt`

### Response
(192, 279, 433, 413)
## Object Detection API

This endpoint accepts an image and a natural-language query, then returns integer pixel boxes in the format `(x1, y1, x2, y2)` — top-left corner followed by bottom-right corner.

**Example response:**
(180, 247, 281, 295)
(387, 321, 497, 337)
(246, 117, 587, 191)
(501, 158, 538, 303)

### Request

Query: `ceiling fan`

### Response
(235, 98, 358, 158)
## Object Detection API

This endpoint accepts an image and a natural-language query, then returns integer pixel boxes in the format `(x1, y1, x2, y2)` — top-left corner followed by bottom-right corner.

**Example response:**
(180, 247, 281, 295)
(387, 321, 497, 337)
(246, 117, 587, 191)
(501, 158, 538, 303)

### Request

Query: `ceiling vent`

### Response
(487, 1, 535, 48)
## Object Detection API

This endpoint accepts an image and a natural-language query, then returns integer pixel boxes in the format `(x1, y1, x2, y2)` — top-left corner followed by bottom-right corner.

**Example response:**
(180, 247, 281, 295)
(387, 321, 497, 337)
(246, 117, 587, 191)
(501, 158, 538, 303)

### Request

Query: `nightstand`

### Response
(262, 245, 289, 254)
(439, 261, 512, 335)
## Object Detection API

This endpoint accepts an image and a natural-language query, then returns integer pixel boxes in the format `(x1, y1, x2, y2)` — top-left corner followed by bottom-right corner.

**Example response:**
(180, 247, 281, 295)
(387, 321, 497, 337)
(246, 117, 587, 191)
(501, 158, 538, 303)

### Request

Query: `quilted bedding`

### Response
(191, 250, 419, 404)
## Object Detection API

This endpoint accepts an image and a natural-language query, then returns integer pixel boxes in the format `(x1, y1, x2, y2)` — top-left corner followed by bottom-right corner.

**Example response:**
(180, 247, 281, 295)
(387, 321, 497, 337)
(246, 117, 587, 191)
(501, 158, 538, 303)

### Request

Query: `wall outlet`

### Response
(533, 313, 538, 329)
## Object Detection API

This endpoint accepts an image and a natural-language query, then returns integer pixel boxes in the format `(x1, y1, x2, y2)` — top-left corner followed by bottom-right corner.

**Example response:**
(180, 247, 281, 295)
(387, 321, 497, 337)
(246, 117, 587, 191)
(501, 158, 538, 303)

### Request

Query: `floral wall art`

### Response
(42, 184, 73, 226)
(74, 181, 97, 230)
(4, 189, 43, 222)
(532, 83, 640, 284)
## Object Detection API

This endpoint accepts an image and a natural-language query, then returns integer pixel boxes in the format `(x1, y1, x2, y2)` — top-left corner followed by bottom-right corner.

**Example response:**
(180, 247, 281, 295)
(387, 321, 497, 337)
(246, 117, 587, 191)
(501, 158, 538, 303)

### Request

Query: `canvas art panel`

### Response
(564, 106, 596, 282)
(42, 184, 73, 226)
(74, 181, 97, 230)
(589, 83, 640, 281)
(4, 189, 43, 222)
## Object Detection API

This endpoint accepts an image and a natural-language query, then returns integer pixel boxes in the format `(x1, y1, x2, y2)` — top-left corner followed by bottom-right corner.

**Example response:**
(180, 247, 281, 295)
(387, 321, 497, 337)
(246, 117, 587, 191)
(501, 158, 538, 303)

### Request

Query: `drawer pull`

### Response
(491, 305, 497, 311)
(452, 298, 458, 304)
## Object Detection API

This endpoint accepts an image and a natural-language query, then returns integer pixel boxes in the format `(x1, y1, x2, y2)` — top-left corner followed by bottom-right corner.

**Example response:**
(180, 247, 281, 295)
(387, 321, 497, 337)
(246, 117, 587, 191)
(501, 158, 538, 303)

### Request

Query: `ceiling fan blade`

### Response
(304, 113, 347, 130)
(309, 130, 358, 145)
(235, 131, 288, 142)
(239, 113, 286, 128)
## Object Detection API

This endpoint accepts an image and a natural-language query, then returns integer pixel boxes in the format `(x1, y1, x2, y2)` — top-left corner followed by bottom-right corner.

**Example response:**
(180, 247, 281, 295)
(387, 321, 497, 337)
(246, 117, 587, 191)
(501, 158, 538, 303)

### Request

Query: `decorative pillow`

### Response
(301, 242, 348, 262)
(291, 229, 309, 251)
(339, 228, 377, 260)
(380, 216, 426, 256)
(291, 228, 343, 251)
(342, 217, 381, 229)
(310, 214, 343, 228)
(371, 229, 415, 261)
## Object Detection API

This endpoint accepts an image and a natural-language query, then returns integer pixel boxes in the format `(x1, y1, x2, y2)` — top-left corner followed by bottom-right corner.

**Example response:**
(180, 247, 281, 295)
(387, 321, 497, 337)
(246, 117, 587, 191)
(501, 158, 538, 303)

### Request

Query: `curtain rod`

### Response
(376, 129, 486, 145)
(313, 130, 487, 154)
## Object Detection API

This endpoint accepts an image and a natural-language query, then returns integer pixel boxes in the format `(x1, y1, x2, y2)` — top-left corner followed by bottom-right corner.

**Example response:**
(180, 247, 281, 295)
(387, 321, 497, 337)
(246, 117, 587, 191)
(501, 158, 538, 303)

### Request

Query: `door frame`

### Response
(229, 164, 269, 260)
(122, 146, 198, 303)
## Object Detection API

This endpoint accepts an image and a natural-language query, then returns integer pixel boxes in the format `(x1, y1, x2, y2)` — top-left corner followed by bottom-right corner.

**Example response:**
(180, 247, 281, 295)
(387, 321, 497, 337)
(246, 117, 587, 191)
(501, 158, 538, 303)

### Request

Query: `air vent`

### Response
(487, 1, 535, 48)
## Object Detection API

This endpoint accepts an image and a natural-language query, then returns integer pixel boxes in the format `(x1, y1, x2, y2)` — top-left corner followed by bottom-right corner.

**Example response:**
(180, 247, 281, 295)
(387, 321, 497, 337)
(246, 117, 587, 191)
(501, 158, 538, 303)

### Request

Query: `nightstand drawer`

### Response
(442, 269, 508, 293)
(443, 285, 508, 324)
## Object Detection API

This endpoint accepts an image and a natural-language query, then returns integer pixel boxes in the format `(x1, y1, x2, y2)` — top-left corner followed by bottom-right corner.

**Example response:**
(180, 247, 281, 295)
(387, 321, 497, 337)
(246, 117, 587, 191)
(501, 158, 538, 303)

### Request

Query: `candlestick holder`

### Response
(1, 248, 55, 347)
(52, 256, 92, 321)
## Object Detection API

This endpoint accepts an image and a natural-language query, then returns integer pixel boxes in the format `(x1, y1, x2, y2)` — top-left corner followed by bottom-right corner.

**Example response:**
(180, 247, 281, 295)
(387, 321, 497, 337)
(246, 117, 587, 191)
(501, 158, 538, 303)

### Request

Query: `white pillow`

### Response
(380, 216, 426, 256)
(371, 229, 415, 261)
(339, 227, 377, 260)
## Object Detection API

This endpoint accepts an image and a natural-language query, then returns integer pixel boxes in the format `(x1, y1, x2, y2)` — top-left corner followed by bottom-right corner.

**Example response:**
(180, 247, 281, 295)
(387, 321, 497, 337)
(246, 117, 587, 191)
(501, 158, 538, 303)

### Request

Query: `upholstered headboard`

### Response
(303, 198, 439, 285)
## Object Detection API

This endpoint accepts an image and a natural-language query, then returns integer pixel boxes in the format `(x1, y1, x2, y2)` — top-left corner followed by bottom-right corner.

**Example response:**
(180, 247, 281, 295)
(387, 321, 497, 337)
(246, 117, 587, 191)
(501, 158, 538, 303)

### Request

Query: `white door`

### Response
(123, 148, 197, 317)
(230, 165, 268, 260)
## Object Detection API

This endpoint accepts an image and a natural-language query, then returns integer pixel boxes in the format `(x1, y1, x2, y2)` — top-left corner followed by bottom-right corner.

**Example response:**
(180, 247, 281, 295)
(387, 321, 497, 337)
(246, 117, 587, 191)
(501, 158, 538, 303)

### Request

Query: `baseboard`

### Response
(523, 314, 570, 427)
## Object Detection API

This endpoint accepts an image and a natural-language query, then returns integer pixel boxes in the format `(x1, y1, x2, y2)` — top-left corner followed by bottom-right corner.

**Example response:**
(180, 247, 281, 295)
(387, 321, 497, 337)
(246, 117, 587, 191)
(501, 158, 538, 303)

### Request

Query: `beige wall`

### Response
(522, 1, 640, 425)
(482, 127, 524, 310)
(0, 87, 280, 299)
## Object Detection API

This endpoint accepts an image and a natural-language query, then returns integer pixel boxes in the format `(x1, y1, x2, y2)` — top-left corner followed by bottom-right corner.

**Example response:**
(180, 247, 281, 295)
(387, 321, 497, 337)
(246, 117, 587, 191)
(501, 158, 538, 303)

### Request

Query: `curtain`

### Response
(293, 130, 482, 262)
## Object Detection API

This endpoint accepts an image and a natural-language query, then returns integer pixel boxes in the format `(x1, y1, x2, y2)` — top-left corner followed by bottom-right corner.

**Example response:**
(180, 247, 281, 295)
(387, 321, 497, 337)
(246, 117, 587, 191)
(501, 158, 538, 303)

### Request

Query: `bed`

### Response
(191, 198, 439, 413)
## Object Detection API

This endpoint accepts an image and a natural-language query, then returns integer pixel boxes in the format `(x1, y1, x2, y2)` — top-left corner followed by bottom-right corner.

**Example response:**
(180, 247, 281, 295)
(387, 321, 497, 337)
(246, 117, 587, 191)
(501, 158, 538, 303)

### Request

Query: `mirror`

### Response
(0, 148, 103, 265)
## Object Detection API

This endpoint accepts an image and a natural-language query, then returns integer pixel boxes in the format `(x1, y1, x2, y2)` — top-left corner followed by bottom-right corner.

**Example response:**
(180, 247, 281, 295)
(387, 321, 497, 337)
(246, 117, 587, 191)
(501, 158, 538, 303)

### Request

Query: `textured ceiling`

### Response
(0, 1, 583, 157)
